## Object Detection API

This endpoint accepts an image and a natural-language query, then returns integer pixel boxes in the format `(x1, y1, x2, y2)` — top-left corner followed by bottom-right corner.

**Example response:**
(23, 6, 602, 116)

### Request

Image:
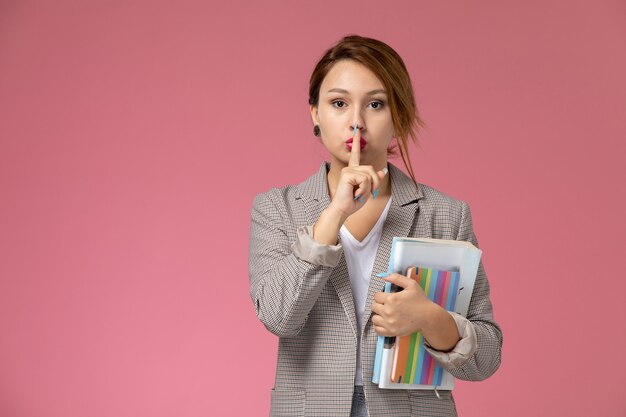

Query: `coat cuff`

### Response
(290, 225, 343, 267)
(423, 312, 477, 370)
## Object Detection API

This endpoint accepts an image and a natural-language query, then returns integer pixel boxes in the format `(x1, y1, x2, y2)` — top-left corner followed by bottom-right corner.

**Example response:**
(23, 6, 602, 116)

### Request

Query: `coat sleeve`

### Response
(447, 201, 503, 381)
(248, 191, 343, 338)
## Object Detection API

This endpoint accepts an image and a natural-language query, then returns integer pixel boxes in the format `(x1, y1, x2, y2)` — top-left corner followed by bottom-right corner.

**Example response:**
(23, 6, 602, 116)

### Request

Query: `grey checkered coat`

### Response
(249, 162, 502, 417)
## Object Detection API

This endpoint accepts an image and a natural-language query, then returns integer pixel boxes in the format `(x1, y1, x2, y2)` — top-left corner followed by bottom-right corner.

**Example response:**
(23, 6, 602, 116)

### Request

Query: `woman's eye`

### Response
(332, 100, 346, 108)
(369, 101, 384, 109)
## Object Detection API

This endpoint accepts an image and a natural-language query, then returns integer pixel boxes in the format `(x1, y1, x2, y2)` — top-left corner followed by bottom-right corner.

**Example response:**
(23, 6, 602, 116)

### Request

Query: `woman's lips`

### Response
(346, 137, 367, 150)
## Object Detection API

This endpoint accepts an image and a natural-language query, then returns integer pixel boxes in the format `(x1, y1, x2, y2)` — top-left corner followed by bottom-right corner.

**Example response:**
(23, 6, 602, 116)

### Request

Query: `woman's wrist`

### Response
(421, 302, 461, 352)
(313, 206, 347, 246)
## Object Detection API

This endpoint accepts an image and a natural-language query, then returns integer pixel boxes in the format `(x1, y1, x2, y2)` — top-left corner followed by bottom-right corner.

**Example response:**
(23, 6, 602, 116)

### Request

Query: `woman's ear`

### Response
(309, 105, 319, 125)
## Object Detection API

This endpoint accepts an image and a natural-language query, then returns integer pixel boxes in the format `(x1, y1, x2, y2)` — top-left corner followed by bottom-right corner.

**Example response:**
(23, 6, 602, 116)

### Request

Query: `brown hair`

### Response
(308, 35, 425, 186)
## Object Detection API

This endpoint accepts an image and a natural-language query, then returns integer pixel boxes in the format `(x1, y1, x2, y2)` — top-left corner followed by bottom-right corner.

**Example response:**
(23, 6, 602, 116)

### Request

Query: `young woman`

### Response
(249, 35, 502, 417)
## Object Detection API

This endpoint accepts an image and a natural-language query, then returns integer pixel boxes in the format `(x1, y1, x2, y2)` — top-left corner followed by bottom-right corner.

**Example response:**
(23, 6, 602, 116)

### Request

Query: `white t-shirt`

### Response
(339, 196, 392, 385)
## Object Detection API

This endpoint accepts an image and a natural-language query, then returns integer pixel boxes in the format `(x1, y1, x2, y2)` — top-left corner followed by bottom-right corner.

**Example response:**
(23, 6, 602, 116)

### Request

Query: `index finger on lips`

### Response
(348, 123, 360, 168)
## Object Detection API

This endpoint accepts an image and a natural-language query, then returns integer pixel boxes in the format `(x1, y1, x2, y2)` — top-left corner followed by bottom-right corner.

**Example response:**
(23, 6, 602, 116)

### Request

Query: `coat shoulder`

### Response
(415, 183, 469, 240)
(251, 184, 296, 210)
(418, 183, 467, 213)
(251, 164, 326, 219)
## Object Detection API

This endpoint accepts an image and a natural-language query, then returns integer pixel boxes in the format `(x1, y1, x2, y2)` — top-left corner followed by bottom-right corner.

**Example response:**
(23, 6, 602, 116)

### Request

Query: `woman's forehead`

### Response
(320, 60, 385, 94)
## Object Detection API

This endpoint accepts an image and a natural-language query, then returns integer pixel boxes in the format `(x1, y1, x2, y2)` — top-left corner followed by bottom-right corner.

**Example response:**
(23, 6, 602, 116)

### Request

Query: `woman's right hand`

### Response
(328, 127, 388, 220)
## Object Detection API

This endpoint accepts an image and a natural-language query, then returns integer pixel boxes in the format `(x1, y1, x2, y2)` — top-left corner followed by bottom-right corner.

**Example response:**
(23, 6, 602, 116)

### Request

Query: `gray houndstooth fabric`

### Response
(249, 162, 503, 417)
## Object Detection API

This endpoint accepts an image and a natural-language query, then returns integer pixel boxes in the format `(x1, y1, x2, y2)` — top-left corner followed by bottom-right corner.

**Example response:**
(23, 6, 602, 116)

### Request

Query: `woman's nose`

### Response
(351, 115, 365, 132)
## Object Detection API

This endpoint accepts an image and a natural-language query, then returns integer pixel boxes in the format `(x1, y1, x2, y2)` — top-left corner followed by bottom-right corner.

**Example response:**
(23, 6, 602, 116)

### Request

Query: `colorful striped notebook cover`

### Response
(390, 266, 460, 386)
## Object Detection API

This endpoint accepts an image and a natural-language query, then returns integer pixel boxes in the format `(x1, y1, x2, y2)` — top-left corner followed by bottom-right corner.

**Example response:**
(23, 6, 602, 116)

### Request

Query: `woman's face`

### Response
(311, 60, 395, 168)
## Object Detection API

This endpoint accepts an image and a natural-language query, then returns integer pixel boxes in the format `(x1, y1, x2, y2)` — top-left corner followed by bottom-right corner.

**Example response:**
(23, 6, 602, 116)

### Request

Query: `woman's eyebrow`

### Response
(327, 88, 387, 95)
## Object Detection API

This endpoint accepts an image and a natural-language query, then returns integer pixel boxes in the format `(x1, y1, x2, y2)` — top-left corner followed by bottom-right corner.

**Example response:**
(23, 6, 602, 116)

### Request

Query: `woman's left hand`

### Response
(371, 273, 436, 337)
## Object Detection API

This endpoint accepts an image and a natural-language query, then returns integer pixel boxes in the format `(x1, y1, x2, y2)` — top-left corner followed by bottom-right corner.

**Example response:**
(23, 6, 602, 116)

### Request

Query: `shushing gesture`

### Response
(328, 124, 389, 219)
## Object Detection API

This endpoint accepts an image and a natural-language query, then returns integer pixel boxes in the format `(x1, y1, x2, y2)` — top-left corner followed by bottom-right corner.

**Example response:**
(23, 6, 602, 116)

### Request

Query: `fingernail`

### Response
(359, 197, 365, 203)
(376, 272, 389, 277)
(353, 194, 360, 201)
(372, 189, 379, 199)
(382, 167, 389, 176)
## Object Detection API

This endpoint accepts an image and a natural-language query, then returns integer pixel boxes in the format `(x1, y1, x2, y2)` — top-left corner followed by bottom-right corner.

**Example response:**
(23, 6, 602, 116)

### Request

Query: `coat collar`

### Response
(295, 161, 424, 206)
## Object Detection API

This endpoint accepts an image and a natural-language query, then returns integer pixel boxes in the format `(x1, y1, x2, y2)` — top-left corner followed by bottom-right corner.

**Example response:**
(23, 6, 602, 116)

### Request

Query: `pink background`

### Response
(1, 1, 625, 416)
